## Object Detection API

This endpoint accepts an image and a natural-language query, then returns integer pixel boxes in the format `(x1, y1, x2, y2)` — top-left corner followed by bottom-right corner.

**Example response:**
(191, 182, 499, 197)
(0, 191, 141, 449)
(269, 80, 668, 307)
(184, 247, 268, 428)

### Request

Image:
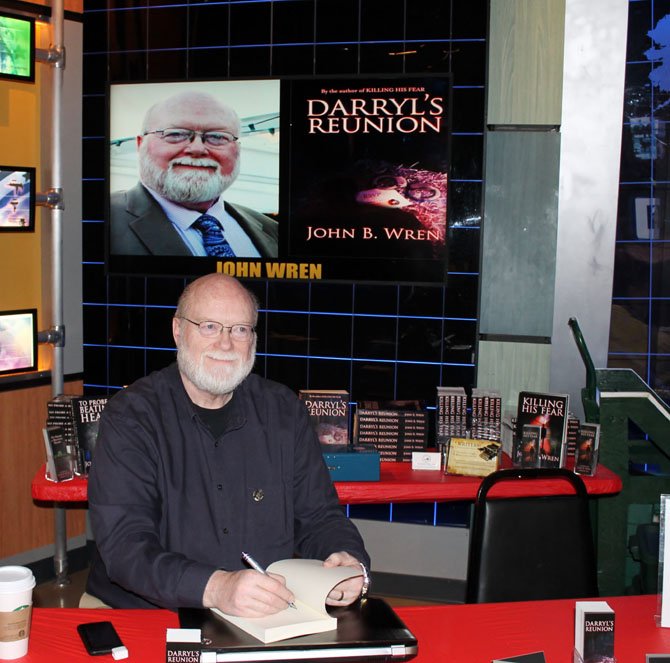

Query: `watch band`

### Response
(359, 562, 371, 601)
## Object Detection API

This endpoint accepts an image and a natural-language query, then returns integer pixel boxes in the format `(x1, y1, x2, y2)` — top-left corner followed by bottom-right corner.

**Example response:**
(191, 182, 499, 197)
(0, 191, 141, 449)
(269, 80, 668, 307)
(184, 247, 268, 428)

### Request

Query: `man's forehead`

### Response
(188, 284, 254, 320)
(152, 98, 238, 129)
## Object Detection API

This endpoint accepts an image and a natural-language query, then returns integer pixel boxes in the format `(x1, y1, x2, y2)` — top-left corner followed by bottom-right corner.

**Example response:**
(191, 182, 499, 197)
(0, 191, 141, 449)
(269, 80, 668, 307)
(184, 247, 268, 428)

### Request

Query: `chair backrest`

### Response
(465, 467, 599, 603)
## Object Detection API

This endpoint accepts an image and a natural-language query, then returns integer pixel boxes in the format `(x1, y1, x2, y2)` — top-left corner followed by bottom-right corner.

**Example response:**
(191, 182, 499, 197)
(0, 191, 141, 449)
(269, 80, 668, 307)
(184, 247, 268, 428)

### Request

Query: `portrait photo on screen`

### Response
(0, 11, 35, 82)
(0, 309, 37, 376)
(0, 167, 35, 231)
(108, 79, 280, 261)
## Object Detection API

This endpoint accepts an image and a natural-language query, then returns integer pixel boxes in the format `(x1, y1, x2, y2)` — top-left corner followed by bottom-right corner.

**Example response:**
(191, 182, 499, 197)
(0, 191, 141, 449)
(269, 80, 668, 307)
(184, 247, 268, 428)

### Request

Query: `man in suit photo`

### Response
(109, 90, 278, 258)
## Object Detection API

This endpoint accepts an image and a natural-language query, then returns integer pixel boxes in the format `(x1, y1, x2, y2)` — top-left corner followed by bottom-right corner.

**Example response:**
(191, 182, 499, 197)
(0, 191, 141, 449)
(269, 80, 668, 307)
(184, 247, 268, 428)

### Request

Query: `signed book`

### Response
(211, 559, 362, 644)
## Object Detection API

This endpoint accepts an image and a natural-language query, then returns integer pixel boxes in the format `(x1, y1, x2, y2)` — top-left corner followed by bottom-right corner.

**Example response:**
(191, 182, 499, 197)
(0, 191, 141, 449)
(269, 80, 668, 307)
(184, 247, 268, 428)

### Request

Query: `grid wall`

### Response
(612, 0, 670, 404)
(81, 0, 487, 526)
(81, 0, 485, 401)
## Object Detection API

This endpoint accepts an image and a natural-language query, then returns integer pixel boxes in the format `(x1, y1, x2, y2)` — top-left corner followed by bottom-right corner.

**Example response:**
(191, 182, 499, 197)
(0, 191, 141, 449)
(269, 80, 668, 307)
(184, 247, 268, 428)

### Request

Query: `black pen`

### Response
(241, 552, 297, 609)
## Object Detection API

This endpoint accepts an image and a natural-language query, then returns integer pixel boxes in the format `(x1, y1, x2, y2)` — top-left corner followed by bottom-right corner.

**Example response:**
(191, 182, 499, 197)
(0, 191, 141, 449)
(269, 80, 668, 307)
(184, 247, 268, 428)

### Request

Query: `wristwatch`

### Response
(359, 562, 371, 601)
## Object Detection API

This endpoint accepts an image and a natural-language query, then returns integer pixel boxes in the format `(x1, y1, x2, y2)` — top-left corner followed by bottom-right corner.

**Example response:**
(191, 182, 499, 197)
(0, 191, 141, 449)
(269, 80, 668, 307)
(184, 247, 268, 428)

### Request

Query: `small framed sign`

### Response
(0, 167, 36, 231)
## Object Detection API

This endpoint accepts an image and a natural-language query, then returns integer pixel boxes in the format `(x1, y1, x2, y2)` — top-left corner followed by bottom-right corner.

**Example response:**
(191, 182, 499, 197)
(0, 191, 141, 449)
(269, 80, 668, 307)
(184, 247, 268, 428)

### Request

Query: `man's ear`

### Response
(136, 134, 143, 149)
(172, 317, 181, 346)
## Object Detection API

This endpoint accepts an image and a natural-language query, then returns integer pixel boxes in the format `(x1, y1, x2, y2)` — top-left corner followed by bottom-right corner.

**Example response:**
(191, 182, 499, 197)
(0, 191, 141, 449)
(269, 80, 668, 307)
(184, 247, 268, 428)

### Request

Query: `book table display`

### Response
(31, 460, 622, 580)
(18, 594, 670, 662)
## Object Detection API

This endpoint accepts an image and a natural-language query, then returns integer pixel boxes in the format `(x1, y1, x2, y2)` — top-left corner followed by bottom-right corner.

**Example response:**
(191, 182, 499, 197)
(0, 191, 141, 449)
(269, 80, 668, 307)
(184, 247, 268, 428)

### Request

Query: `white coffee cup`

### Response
(0, 566, 36, 659)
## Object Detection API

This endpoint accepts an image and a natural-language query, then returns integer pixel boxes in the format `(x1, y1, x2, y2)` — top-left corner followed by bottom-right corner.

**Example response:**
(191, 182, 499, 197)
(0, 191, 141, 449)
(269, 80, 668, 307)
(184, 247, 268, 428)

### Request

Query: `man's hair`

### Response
(175, 274, 259, 323)
(141, 91, 240, 134)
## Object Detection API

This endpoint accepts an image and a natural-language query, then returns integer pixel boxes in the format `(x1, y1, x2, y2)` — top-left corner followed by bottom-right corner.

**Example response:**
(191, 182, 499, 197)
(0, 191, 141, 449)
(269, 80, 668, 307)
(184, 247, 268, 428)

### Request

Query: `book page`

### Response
(267, 559, 361, 616)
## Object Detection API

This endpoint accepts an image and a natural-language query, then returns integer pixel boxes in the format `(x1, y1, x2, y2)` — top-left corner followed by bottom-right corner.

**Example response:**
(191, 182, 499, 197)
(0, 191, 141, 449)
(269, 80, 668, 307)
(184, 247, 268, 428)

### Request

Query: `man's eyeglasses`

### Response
(144, 128, 239, 147)
(178, 317, 256, 342)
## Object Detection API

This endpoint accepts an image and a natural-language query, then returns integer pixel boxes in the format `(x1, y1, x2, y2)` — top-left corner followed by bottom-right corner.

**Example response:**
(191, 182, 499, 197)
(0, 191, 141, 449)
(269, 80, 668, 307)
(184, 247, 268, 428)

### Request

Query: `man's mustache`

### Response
(202, 350, 240, 361)
(168, 157, 220, 171)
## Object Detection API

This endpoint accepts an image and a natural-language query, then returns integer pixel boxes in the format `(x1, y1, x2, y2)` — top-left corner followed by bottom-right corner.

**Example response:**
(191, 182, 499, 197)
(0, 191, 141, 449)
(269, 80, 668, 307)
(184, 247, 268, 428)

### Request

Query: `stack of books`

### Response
(565, 414, 581, 459)
(470, 388, 502, 442)
(45, 394, 108, 477)
(436, 386, 468, 446)
(354, 400, 428, 462)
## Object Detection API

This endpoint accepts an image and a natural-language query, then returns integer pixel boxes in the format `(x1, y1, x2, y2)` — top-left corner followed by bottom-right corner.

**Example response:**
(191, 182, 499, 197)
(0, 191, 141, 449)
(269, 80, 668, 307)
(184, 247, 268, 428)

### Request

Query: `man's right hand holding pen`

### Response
(202, 566, 296, 617)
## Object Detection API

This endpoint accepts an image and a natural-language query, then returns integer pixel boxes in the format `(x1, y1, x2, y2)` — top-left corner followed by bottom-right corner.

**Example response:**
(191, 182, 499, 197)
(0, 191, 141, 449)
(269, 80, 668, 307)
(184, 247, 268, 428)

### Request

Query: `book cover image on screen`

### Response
(211, 559, 362, 643)
(515, 391, 569, 469)
(284, 76, 450, 269)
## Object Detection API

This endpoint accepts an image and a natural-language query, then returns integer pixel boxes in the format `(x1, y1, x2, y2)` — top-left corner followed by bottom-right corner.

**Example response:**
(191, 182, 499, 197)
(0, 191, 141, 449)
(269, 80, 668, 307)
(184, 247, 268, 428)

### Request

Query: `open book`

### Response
(211, 559, 362, 644)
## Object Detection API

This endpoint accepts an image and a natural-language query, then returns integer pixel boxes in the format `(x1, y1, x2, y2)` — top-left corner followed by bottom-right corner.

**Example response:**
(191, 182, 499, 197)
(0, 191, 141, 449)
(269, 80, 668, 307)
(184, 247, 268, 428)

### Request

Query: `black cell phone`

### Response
(77, 621, 125, 657)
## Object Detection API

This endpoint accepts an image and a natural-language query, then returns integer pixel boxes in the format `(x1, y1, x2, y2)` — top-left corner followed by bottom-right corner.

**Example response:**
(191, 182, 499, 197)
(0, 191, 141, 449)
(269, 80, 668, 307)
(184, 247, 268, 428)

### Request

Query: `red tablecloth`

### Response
(396, 593, 669, 662)
(24, 608, 178, 662)
(20, 594, 670, 662)
(32, 461, 622, 504)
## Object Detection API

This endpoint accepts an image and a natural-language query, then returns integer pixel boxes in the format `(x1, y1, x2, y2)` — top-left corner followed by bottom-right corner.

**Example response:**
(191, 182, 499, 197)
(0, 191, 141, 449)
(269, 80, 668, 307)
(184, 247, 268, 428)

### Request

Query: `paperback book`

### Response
(42, 426, 75, 482)
(211, 559, 362, 643)
(46, 394, 108, 475)
(511, 425, 542, 468)
(574, 423, 600, 476)
(574, 600, 615, 663)
(73, 396, 108, 475)
(299, 390, 350, 448)
(516, 391, 569, 469)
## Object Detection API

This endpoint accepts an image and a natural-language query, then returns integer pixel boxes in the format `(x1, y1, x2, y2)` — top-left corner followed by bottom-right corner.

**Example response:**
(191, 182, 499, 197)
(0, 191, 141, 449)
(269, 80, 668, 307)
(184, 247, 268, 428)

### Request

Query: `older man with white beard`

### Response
(109, 91, 278, 258)
(86, 273, 369, 612)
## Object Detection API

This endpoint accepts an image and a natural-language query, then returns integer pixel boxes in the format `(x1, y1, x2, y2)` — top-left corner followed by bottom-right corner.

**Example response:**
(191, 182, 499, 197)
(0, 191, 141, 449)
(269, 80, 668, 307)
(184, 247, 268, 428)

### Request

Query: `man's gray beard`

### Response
(139, 153, 239, 204)
(177, 343, 255, 396)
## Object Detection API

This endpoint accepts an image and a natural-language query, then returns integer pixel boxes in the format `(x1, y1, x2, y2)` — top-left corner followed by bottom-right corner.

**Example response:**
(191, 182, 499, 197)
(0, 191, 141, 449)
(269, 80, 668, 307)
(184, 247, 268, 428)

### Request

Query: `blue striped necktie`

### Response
(192, 214, 236, 257)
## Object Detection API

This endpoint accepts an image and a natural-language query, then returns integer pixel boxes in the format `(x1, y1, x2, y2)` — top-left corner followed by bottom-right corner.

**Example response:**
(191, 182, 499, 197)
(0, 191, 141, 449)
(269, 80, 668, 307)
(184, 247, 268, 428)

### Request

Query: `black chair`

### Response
(465, 467, 599, 603)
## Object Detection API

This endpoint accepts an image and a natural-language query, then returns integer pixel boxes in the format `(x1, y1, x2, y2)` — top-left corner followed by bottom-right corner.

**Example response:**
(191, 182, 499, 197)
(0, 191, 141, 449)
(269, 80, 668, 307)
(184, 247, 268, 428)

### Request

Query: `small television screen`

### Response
(0, 308, 38, 376)
(0, 166, 35, 231)
(0, 11, 35, 83)
(106, 74, 451, 283)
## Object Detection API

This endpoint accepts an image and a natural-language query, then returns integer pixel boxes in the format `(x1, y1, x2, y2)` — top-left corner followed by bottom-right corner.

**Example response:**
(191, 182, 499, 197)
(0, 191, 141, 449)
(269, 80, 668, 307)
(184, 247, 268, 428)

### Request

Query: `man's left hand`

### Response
(323, 551, 366, 606)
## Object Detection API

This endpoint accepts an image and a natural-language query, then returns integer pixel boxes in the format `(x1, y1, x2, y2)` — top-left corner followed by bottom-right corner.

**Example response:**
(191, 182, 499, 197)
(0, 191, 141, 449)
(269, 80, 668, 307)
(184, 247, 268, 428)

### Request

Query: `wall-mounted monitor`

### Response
(0, 308, 38, 376)
(0, 10, 35, 83)
(106, 74, 451, 283)
(0, 166, 35, 231)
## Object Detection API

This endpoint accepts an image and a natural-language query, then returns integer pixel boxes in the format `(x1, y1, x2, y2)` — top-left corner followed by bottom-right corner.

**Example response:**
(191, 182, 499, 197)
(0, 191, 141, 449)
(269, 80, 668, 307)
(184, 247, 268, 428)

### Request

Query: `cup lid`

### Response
(0, 566, 36, 593)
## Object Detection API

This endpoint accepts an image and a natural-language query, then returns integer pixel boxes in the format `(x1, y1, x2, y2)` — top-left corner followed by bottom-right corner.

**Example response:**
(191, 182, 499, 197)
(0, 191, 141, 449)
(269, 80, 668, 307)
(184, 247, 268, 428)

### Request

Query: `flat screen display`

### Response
(0, 11, 35, 83)
(106, 75, 450, 283)
(0, 167, 35, 231)
(0, 308, 37, 376)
